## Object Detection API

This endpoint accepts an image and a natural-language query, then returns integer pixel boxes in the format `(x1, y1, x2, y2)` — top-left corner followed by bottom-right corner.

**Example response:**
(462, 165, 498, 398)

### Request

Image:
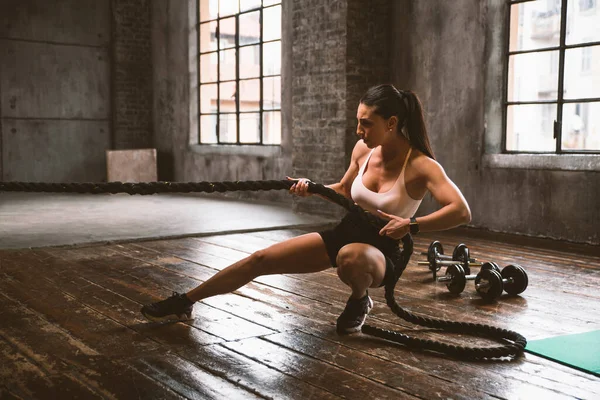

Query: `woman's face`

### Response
(356, 103, 394, 148)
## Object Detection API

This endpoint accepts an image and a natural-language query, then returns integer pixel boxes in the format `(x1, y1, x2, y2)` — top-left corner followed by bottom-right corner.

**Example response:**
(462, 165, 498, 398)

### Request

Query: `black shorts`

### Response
(318, 212, 403, 288)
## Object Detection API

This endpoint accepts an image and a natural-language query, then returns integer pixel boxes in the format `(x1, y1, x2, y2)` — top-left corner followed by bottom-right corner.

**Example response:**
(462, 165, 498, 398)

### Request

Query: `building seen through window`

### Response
(506, 0, 599, 152)
(198, 0, 281, 145)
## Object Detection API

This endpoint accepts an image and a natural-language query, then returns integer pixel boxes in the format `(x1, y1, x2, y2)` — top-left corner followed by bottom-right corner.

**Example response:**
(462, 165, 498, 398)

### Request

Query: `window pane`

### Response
(219, 81, 237, 112)
(263, 41, 281, 76)
(566, 0, 600, 45)
(219, 49, 237, 81)
(263, 0, 280, 6)
(506, 104, 556, 152)
(239, 11, 260, 45)
(200, 84, 218, 113)
(562, 102, 600, 151)
(263, 76, 281, 110)
(509, 1, 561, 52)
(507, 51, 559, 102)
(239, 45, 260, 78)
(263, 111, 281, 144)
(219, 0, 238, 17)
(200, 21, 218, 53)
(219, 17, 236, 49)
(564, 45, 600, 100)
(240, 79, 260, 111)
(200, 52, 218, 83)
(219, 114, 237, 143)
(240, 113, 261, 143)
(200, 115, 218, 143)
(263, 5, 281, 41)
(199, 0, 218, 22)
(240, 0, 261, 12)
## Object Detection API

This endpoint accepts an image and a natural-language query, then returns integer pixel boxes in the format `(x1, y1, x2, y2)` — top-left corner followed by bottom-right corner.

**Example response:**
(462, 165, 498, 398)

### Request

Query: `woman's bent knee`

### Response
(336, 244, 386, 284)
(336, 246, 367, 276)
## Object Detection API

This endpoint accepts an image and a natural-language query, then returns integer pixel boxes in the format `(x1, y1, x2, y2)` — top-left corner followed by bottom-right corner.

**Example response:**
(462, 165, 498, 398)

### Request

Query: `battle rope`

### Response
(1, 179, 527, 359)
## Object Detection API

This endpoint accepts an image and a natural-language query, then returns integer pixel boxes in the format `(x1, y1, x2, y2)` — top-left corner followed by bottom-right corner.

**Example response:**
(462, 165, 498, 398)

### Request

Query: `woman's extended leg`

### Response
(140, 233, 332, 321)
(186, 232, 332, 301)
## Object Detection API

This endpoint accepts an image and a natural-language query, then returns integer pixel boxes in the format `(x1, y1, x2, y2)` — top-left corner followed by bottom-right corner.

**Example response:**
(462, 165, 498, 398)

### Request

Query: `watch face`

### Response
(410, 223, 419, 234)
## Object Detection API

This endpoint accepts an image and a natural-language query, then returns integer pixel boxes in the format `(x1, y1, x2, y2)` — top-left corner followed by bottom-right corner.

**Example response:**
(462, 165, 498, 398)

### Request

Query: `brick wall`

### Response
(112, 0, 153, 149)
(291, 0, 391, 217)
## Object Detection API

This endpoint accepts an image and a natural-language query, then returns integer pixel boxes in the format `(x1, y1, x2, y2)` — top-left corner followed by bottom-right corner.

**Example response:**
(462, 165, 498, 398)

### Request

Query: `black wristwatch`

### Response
(409, 217, 420, 235)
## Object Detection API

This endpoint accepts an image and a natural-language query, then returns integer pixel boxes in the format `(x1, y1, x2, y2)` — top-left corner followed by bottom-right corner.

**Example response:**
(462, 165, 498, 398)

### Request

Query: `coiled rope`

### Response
(0, 179, 527, 359)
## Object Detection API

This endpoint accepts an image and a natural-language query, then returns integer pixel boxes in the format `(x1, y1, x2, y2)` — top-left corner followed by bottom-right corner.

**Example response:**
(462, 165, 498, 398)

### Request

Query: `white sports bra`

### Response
(350, 147, 422, 218)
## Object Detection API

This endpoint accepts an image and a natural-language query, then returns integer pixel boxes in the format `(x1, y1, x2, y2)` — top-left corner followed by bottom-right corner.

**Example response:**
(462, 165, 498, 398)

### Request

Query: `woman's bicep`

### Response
(424, 162, 469, 208)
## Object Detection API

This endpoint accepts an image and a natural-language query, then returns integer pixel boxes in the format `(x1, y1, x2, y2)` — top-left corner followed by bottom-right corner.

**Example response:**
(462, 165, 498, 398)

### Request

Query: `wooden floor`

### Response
(1, 226, 599, 399)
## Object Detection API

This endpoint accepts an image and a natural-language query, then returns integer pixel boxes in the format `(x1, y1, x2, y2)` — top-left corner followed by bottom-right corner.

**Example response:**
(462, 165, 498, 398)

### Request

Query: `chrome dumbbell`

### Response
(437, 262, 500, 295)
(475, 264, 529, 302)
(418, 241, 481, 280)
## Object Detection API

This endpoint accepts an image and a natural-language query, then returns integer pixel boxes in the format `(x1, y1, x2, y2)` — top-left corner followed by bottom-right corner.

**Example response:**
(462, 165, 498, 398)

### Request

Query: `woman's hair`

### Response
(359, 84, 435, 160)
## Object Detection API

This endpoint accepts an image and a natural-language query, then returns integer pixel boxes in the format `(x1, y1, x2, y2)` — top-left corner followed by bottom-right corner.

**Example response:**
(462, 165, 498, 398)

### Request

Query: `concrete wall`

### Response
(0, 0, 111, 182)
(392, 0, 599, 245)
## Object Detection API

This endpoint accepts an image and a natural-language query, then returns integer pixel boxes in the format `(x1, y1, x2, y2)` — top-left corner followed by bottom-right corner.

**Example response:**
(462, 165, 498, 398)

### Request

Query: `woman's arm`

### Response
(413, 158, 471, 232)
(289, 140, 369, 201)
(378, 157, 471, 239)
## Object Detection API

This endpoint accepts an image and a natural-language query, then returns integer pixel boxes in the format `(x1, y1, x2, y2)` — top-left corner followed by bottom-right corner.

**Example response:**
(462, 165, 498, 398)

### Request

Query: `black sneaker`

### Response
(140, 292, 194, 322)
(336, 294, 374, 334)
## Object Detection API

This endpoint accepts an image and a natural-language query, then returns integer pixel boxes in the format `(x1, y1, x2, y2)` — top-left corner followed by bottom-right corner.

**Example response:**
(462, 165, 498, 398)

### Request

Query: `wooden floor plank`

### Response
(0, 294, 184, 399)
(251, 332, 490, 400)
(182, 344, 343, 400)
(130, 352, 265, 400)
(223, 337, 418, 400)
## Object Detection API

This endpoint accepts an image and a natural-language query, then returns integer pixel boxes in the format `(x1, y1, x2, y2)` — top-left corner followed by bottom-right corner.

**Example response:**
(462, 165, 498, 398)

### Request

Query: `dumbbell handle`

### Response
(476, 276, 514, 289)
(420, 252, 477, 263)
(437, 273, 479, 283)
(418, 260, 482, 267)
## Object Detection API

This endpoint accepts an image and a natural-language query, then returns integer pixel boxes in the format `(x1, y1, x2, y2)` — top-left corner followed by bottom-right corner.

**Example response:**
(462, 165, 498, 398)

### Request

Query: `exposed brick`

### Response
(291, 0, 390, 217)
(111, 0, 153, 149)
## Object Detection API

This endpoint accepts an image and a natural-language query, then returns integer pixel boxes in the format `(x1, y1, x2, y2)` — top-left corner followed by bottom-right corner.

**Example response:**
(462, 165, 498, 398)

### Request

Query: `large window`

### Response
(198, 0, 281, 145)
(505, 0, 600, 153)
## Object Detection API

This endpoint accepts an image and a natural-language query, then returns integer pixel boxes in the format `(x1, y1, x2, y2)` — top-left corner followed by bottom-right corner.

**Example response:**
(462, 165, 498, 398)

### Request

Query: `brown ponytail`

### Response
(403, 90, 435, 160)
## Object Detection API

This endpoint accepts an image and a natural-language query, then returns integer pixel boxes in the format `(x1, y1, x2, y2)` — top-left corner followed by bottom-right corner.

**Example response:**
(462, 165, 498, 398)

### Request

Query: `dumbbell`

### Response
(437, 262, 500, 295)
(418, 242, 481, 280)
(475, 264, 529, 302)
(421, 241, 478, 265)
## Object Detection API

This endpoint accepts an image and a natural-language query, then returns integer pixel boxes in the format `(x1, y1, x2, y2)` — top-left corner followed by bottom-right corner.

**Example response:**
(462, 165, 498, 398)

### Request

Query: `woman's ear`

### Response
(388, 116, 398, 131)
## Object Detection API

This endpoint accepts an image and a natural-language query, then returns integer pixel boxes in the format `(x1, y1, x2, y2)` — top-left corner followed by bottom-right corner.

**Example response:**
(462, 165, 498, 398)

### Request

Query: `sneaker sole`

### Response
(141, 310, 191, 323)
(337, 297, 374, 334)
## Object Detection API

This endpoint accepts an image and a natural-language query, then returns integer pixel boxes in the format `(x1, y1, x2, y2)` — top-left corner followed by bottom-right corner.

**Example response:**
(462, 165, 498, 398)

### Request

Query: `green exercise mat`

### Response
(525, 330, 600, 377)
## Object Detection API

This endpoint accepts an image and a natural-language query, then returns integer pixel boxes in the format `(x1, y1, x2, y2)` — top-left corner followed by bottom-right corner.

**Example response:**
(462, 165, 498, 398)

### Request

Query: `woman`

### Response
(141, 84, 471, 334)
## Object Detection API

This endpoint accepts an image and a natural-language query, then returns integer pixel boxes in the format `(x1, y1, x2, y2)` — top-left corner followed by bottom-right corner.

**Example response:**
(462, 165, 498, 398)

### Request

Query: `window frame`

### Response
(503, 0, 600, 155)
(196, 0, 282, 146)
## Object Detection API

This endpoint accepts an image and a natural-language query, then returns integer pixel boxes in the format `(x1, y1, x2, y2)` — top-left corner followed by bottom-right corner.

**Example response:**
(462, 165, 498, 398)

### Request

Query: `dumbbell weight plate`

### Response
(452, 244, 471, 275)
(480, 261, 500, 273)
(427, 241, 444, 265)
(444, 264, 466, 295)
(501, 264, 529, 295)
(475, 269, 504, 302)
(452, 244, 468, 261)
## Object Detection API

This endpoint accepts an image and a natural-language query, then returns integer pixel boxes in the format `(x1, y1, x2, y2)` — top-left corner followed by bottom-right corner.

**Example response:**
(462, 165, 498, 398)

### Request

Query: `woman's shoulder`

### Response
(409, 148, 445, 177)
(351, 140, 371, 162)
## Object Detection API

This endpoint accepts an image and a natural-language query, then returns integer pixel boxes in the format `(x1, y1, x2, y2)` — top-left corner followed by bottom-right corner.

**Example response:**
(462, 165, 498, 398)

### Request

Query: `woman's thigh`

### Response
(258, 232, 333, 275)
(336, 243, 388, 288)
